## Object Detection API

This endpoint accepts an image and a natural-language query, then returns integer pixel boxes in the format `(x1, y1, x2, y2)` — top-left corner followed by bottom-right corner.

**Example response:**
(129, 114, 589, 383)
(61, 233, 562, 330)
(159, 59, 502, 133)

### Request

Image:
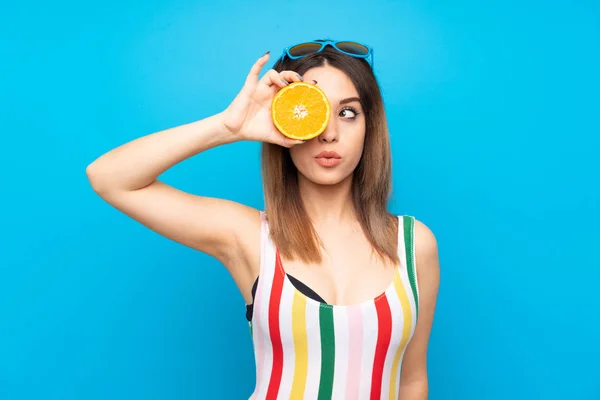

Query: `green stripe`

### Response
(404, 216, 419, 315)
(318, 305, 335, 400)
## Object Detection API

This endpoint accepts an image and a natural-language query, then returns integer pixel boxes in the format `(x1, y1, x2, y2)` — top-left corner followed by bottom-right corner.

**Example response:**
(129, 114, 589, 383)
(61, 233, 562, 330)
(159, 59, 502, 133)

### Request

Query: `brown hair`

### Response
(261, 43, 399, 266)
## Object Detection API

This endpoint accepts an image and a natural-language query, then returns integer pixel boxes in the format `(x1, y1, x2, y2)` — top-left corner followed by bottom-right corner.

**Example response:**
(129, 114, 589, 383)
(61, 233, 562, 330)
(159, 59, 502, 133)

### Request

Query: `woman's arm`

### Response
(86, 52, 305, 303)
(87, 113, 248, 260)
(398, 219, 441, 399)
(86, 114, 263, 302)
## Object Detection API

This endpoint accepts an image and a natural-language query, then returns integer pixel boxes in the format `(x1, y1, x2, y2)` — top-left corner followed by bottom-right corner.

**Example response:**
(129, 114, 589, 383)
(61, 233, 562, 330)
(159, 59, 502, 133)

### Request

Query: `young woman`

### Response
(87, 39, 440, 400)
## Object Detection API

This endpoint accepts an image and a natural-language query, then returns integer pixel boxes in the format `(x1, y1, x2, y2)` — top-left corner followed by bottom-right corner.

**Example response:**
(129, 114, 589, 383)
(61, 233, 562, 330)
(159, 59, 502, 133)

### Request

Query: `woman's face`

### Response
(289, 65, 366, 186)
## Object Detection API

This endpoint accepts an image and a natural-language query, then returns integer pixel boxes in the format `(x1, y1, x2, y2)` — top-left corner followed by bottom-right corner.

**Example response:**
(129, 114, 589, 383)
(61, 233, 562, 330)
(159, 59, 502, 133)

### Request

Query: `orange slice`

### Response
(271, 81, 331, 140)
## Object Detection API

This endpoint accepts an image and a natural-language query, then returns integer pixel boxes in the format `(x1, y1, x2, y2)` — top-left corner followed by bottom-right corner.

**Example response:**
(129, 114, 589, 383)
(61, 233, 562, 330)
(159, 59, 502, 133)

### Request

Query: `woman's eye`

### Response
(340, 108, 358, 119)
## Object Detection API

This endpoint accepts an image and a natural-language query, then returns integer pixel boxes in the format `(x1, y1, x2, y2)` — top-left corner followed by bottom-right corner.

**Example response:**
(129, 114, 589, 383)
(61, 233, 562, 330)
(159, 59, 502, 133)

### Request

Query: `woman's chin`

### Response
(300, 171, 352, 187)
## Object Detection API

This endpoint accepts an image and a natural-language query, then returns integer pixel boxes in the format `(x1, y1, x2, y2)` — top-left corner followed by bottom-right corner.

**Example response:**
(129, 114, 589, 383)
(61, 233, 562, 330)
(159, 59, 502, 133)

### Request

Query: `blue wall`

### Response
(1, 0, 599, 399)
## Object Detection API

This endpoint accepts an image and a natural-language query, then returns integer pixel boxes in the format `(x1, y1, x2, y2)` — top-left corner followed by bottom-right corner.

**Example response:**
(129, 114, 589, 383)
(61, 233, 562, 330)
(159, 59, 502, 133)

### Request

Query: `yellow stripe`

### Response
(389, 270, 414, 399)
(290, 291, 308, 399)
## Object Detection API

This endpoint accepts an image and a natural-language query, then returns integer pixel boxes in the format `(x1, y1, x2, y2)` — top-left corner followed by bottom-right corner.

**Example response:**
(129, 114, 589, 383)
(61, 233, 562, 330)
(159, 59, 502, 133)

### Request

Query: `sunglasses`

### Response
(280, 40, 374, 68)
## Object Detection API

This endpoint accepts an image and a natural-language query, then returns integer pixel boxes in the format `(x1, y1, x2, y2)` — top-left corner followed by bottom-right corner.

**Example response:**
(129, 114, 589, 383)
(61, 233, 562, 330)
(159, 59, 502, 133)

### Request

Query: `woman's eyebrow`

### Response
(339, 96, 361, 105)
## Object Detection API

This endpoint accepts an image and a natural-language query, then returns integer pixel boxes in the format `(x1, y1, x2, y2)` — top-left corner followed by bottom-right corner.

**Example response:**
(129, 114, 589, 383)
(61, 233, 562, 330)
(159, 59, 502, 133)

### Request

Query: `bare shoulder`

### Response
(412, 217, 440, 318)
(414, 218, 439, 269)
(413, 218, 440, 295)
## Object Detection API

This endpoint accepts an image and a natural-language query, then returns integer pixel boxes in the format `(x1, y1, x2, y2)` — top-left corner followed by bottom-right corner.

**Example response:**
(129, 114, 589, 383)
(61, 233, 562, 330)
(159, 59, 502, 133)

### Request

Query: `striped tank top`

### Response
(249, 212, 419, 400)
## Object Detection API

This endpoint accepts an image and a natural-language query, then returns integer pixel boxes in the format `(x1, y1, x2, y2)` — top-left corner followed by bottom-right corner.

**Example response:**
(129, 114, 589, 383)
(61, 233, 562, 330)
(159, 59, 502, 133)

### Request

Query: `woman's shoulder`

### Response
(407, 216, 439, 282)
(414, 218, 437, 253)
(395, 214, 438, 261)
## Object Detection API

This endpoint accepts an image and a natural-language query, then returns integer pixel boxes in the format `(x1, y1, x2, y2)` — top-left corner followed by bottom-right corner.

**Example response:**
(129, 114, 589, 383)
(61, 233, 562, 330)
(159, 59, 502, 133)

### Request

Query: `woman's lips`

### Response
(315, 151, 342, 167)
(315, 157, 342, 167)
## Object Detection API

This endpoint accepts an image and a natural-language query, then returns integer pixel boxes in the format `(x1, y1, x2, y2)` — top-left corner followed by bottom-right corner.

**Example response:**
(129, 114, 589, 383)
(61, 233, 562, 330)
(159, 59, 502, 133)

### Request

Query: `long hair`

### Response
(261, 43, 399, 266)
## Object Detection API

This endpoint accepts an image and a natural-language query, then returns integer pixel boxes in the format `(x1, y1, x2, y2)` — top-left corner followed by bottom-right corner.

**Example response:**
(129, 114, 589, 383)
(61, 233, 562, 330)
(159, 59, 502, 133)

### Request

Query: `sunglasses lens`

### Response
(289, 43, 323, 57)
(336, 41, 370, 56)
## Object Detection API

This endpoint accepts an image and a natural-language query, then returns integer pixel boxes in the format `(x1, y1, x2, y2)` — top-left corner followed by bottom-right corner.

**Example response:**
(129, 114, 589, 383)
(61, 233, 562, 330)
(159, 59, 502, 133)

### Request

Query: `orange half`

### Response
(271, 82, 331, 140)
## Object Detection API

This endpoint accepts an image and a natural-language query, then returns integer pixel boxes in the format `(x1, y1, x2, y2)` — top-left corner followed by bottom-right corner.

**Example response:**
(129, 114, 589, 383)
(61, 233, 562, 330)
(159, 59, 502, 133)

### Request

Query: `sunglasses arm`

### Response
(371, 47, 374, 69)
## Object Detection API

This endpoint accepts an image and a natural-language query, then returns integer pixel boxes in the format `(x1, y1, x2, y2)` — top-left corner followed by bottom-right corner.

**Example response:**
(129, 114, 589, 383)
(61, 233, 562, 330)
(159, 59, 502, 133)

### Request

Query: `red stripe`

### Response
(265, 250, 285, 400)
(370, 295, 393, 400)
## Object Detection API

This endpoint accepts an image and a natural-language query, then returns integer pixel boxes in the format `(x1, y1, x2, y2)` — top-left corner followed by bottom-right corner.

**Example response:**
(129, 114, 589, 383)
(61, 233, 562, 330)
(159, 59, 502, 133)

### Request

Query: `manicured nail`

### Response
(296, 73, 304, 81)
(312, 80, 318, 84)
(281, 79, 289, 85)
(264, 50, 270, 56)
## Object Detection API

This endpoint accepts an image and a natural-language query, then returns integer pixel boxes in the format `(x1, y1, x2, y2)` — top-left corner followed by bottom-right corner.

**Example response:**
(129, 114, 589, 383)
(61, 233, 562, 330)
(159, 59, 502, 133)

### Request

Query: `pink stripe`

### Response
(345, 305, 363, 399)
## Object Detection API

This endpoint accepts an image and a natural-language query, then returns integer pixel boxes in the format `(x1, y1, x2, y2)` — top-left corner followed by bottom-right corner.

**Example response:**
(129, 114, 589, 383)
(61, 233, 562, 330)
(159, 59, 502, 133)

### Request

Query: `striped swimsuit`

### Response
(249, 212, 419, 400)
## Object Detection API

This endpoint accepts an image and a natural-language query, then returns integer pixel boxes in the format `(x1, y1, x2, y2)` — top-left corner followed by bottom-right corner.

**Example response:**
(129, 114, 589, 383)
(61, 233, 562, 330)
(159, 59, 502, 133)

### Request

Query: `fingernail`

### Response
(312, 80, 318, 84)
(281, 79, 289, 85)
(264, 50, 270, 56)
(296, 73, 304, 81)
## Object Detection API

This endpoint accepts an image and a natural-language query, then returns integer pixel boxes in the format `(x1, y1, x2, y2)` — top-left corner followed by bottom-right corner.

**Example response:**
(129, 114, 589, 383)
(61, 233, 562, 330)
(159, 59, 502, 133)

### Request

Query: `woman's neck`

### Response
(298, 173, 357, 228)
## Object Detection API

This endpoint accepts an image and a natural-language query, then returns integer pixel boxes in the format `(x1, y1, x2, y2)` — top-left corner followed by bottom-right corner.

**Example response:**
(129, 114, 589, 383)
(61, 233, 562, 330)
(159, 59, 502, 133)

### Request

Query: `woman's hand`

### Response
(221, 52, 306, 148)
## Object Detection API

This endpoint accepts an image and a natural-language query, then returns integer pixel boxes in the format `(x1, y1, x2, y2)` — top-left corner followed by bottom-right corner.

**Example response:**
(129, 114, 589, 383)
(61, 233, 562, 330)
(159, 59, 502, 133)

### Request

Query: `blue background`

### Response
(1, 0, 599, 399)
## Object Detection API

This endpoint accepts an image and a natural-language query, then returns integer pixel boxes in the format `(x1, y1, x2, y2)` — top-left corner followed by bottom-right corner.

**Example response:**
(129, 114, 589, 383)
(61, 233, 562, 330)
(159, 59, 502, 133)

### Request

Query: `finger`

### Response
(279, 137, 306, 148)
(245, 51, 271, 87)
(279, 70, 305, 84)
(258, 69, 290, 89)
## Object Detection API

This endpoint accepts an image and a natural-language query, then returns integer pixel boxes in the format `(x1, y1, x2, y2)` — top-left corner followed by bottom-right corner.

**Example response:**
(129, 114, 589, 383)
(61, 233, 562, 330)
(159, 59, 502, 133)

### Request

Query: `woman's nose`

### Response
(318, 119, 339, 143)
